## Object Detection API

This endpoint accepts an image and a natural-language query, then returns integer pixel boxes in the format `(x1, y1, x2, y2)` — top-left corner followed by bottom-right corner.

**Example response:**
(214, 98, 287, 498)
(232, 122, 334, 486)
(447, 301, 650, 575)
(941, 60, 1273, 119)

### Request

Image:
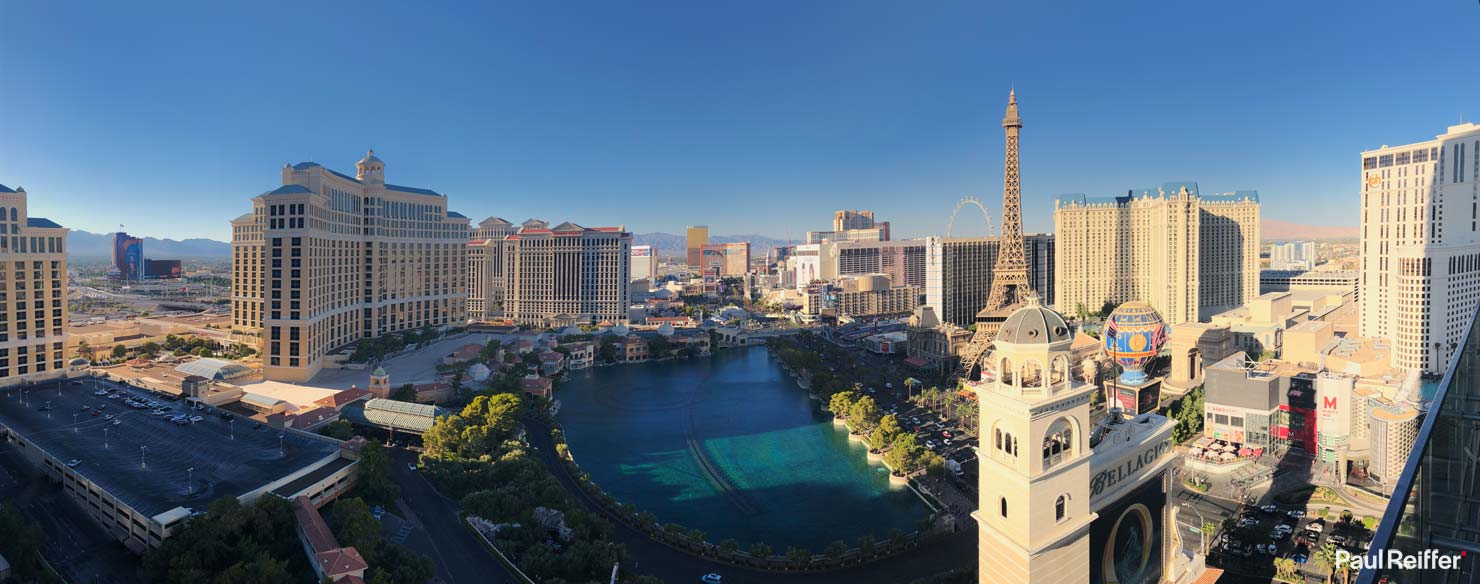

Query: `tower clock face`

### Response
(1102, 503, 1155, 584)
(1366, 174, 1380, 188)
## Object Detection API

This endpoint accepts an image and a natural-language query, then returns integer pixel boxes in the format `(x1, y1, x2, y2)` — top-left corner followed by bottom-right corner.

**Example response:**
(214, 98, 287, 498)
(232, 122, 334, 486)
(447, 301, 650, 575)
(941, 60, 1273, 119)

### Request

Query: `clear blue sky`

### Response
(2, 0, 1477, 242)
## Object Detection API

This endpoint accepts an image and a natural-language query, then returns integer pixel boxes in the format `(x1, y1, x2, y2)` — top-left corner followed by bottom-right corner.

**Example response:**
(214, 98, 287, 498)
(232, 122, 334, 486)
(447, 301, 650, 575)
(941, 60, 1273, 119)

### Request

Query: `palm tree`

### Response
(1314, 543, 1341, 584)
(904, 377, 921, 400)
(1199, 522, 1217, 555)
(1273, 557, 1300, 582)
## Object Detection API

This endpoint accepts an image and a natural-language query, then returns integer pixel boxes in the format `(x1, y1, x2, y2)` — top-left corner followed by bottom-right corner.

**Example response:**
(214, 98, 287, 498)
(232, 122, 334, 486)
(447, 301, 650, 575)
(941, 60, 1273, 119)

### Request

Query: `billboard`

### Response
(113, 233, 143, 280)
(1315, 373, 1353, 441)
(1090, 470, 1167, 584)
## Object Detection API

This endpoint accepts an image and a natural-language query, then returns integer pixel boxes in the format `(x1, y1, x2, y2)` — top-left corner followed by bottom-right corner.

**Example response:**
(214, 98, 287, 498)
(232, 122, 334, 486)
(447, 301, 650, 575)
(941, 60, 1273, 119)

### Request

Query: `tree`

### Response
(885, 434, 923, 474)
(784, 546, 811, 566)
(748, 542, 773, 558)
(391, 383, 418, 402)
(111, 344, 128, 359)
(718, 538, 740, 555)
(1314, 543, 1340, 584)
(597, 338, 617, 363)
(828, 391, 857, 417)
(357, 440, 400, 506)
(1273, 557, 1300, 582)
(76, 339, 95, 361)
(848, 396, 880, 432)
(332, 498, 383, 564)
(648, 336, 672, 358)
(320, 420, 354, 440)
(870, 414, 903, 449)
(686, 528, 706, 545)
(1199, 522, 1217, 555)
(0, 504, 53, 584)
(139, 341, 161, 356)
(920, 451, 948, 477)
(1169, 387, 1205, 443)
(857, 534, 875, 556)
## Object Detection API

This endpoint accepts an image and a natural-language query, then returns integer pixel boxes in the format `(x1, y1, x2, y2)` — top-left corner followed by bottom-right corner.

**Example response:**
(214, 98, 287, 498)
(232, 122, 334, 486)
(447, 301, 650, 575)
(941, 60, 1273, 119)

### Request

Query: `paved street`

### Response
(386, 448, 517, 584)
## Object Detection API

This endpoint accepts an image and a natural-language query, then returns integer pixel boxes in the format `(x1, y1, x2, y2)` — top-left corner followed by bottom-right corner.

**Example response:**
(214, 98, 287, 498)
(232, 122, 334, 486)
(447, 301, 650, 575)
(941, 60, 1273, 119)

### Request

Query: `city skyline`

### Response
(5, 1, 1479, 242)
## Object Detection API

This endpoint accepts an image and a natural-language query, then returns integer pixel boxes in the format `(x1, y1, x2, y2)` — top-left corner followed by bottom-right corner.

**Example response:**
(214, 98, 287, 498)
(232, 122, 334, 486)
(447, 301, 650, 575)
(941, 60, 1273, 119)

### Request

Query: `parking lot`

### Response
(1208, 501, 1373, 577)
(0, 377, 340, 518)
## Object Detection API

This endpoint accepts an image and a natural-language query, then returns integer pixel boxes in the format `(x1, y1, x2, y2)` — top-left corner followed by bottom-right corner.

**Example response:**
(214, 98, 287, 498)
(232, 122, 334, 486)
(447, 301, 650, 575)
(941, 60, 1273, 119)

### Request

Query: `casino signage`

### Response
(1091, 439, 1171, 497)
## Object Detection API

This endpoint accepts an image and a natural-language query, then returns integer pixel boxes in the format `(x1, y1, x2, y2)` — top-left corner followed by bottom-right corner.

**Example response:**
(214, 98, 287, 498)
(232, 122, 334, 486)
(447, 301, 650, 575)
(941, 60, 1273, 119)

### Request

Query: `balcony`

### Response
(1361, 302, 1480, 583)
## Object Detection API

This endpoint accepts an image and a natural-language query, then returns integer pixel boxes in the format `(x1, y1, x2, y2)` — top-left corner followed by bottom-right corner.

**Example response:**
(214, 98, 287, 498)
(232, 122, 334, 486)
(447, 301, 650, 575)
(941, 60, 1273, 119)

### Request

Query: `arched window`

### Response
(1055, 495, 1067, 521)
(1042, 417, 1075, 469)
(994, 428, 1002, 451)
(1000, 497, 1008, 518)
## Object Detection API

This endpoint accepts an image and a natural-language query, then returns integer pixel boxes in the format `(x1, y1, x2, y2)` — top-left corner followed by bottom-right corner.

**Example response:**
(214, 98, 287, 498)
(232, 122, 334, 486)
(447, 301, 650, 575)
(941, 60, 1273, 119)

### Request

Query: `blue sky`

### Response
(2, 0, 1477, 242)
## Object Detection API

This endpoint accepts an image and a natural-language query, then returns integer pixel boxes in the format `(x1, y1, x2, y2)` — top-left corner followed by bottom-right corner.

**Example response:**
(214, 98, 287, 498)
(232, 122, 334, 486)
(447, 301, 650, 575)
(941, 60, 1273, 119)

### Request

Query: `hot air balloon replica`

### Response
(1104, 301, 1168, 384)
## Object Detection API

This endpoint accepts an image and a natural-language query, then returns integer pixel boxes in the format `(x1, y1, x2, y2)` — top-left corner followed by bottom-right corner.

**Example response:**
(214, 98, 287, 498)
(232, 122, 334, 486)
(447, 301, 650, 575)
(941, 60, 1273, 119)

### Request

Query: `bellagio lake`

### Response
(555, 345, 931, 550)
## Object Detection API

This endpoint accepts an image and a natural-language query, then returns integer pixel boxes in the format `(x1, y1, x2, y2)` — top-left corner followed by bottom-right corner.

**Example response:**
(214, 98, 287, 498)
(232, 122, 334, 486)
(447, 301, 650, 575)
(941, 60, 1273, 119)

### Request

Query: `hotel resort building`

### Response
(231, 151, 469, 382)
(0, 183, 69, 386)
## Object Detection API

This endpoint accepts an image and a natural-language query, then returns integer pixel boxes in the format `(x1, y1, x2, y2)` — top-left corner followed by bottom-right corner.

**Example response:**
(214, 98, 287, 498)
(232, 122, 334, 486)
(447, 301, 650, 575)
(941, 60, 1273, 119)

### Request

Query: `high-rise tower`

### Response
(957, 90, 1033, 379)
(984, 89, 1031, 312)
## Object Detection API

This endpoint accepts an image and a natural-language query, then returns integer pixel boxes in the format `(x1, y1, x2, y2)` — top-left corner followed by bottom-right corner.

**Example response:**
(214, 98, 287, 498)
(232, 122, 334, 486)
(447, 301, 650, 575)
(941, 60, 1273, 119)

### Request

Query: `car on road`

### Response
(79, 405, 91, 411)
(1287, 509, 1306, 519)
(701, 574, 723, 584)
(1261, 504, 1279, 513)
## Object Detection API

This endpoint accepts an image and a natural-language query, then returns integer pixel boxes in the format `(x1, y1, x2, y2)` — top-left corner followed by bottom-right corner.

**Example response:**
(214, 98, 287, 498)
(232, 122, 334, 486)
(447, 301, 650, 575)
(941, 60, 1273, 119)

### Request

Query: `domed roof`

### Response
(995, 302, 1072, 345)
(372, 366, 387, 377)
(357, 149, 383, 166)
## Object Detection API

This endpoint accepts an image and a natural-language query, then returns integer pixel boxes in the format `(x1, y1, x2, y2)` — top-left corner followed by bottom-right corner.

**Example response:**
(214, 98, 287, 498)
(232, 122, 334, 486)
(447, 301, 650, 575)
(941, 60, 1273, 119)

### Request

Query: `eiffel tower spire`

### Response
(984, 89, 1030, 313)
(956, 89, 1036, 382)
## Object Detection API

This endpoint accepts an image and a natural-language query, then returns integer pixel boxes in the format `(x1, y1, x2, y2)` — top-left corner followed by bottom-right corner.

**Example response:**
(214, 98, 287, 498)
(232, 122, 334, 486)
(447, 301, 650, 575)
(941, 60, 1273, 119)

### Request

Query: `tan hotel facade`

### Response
(497, 220, 632, 327)
(0, 183, 69, 386)
(232, 152, 469, 382)
(1358, 123, 1480, 374)
(1053, 183, 1260, 325)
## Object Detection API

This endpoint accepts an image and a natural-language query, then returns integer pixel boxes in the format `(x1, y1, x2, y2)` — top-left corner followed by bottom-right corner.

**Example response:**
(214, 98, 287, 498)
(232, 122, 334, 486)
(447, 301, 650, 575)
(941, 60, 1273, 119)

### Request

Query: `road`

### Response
(386, 448, 518, 584)
(524, 416, 977, 584)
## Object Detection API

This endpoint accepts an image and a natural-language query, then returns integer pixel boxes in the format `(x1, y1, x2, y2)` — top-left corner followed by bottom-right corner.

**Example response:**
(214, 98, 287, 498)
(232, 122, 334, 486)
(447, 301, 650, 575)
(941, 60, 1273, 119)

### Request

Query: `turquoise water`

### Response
(556, 346, 930, 550)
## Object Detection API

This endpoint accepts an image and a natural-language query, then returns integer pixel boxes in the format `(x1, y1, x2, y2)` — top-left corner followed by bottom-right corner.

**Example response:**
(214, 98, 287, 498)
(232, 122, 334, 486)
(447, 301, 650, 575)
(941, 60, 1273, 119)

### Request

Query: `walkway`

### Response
(524, 416, 977, 584)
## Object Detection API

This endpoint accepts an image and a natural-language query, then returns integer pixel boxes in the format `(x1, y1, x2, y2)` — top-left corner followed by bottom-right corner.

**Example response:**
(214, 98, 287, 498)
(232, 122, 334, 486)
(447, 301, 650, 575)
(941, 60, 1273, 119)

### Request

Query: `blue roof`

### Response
(26, 217, 61, 228)
(0, 184, 14, 193)
(448, 211, 467, 219)
(267, 184, 314, 195)
(386, 183, 440, 196)
(291, 161, 362, 184)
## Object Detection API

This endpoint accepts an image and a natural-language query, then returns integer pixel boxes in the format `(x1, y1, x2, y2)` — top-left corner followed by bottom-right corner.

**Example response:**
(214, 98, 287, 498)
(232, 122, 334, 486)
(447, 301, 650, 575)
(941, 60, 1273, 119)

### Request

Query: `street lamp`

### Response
(186, 467, 194, 494)
(278, 434, 285, 457)
(140, 445, 148, 469)
(1182, 503, 1208, 555)
(104, 427, 109, 449)
(73, 413, 78, 431)
(229, 419, 234, 440)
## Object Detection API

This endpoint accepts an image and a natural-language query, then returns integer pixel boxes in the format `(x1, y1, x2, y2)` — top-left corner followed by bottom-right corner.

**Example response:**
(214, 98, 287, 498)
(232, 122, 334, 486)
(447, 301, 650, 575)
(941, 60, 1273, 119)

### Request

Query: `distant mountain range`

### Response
(633, 233, 792, 257)
(60, 220, 1354, 261)
(1260, 220, 1358, 241)
(68, 230, 231, 259)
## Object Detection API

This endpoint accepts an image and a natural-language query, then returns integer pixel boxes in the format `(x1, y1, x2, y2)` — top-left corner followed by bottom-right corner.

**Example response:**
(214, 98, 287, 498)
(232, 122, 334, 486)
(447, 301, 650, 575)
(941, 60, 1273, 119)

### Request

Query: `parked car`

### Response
(189, 416, 203, 423)
(66, 459, 82, 467)
(701, 574, 723, 584)
(1261, 504, 1279, 514)
(1287, 509, 1306, 519)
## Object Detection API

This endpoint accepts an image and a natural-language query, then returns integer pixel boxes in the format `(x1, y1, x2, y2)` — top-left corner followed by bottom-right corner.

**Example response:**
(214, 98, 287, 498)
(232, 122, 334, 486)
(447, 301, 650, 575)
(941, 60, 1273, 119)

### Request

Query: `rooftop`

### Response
(0, 378, 341, 518)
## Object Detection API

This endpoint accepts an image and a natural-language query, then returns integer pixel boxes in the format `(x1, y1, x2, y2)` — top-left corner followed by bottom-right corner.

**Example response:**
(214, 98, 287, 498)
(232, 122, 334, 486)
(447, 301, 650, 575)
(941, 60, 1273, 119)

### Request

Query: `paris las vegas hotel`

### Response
(232, 151, 469, 382)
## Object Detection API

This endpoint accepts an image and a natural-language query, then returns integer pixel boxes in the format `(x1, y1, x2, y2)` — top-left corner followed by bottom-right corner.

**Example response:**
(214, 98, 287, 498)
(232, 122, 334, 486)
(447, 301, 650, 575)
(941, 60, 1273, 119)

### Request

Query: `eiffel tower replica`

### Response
(959, 89, 1034, 381)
